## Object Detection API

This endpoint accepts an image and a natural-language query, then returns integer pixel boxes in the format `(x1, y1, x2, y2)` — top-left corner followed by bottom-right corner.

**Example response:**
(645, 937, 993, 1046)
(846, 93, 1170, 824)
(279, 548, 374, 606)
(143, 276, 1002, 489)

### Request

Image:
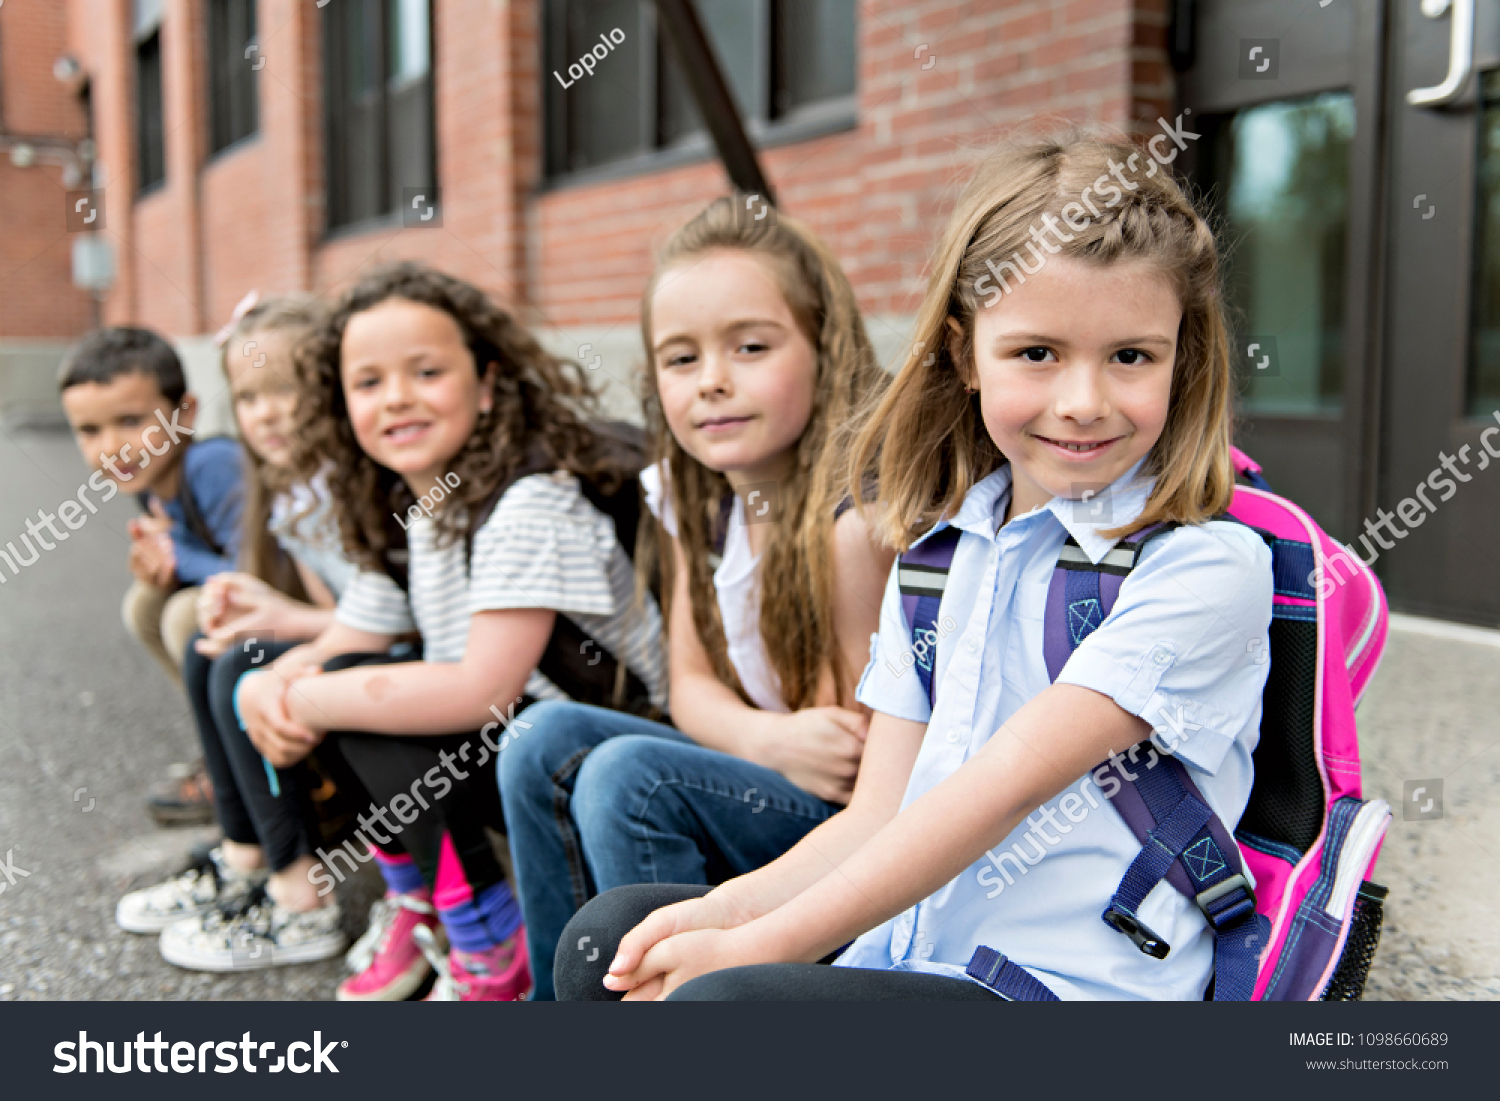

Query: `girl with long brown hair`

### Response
(232, 262, 667, 1000)
(500, 195, 895, 999)
(568, 129, 1275, 1002)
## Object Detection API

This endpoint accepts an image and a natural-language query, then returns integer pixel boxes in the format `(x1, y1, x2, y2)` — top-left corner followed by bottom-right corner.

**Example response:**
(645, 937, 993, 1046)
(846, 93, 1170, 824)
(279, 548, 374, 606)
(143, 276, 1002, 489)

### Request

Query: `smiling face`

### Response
(60, 371, 196, 495)
(340, 298, 492, 497)
(650, 249, 818, 487)
(227, 330, 298, 469)
(966, 255, 1181, 521)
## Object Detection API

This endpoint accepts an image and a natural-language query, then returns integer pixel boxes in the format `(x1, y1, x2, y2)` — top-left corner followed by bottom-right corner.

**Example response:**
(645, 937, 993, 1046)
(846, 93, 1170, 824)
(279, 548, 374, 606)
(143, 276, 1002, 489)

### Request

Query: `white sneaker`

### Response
(159, 888, 346, 972)
(116, 848, 266, 934)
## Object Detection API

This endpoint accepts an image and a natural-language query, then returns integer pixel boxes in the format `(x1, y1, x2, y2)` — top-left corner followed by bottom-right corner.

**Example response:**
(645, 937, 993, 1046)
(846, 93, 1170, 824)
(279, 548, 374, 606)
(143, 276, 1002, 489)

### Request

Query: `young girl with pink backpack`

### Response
(562, 130, 1390, 1002)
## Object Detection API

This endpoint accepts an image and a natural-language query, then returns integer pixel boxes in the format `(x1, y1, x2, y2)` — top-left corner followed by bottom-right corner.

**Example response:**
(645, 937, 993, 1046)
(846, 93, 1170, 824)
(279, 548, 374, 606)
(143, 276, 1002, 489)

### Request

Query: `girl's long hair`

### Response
(638, 196, 888, 711)
(220, 295, 327, 600)
(289, 261, 622, 573)
(850, 129, 1236, 550)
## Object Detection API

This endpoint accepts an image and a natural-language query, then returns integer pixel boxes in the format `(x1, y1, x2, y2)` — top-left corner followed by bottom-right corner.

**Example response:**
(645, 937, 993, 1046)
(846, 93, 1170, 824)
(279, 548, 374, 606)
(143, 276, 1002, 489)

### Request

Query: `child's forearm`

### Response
(740, 684, 1151, 964)
(711, 801, 893, 926)
(742, 748, 1031, 963)
(271, 602, 336, 642)
(667, 670, 780, 761)
(284, 661, 526, 737)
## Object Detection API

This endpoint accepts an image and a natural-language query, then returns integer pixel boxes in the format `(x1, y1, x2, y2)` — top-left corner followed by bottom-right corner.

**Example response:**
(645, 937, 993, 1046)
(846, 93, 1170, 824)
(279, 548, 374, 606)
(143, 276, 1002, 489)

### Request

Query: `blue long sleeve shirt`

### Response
(141, 435, 244, 587)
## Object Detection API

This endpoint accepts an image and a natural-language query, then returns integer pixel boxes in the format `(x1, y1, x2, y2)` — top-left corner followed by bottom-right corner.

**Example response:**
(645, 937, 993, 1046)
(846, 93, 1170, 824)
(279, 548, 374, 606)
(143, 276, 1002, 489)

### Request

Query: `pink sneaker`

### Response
(336, 893, 442, 1001)
(419, 925, 532, 1001)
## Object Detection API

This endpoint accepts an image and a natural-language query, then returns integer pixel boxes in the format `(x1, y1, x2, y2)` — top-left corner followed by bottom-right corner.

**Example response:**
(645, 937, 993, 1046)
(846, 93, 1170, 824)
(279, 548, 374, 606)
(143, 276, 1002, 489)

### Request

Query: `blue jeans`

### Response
(498, 700, 840, 1000)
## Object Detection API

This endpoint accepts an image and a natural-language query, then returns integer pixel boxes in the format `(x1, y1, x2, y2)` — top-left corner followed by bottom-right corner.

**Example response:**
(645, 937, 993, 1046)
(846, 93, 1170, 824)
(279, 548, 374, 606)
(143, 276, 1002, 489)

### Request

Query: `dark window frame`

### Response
(135, 27, 166, 195)
(322, 0, 438, 234)
(541, 0, 857, 187)
(207, 0, 260, 157)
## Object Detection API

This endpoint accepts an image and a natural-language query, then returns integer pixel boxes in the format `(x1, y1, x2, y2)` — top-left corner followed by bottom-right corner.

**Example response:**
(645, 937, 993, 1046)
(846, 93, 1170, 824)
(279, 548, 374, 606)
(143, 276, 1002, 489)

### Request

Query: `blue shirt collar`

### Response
(911, 458, 1155, 564)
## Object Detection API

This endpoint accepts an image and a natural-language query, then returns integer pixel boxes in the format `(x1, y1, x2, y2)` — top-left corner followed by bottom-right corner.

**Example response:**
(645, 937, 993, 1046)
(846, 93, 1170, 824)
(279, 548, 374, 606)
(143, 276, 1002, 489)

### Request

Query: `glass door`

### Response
(1378, 0, 1500, 624)
(1178, 0, 1385, 544)
(1177, 0, 1499, 624)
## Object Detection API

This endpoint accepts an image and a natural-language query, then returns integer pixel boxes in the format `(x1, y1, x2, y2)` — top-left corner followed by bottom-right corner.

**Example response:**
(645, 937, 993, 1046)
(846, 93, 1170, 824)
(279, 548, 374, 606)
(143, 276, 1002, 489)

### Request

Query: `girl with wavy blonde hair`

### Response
(501, 195, 894, 999)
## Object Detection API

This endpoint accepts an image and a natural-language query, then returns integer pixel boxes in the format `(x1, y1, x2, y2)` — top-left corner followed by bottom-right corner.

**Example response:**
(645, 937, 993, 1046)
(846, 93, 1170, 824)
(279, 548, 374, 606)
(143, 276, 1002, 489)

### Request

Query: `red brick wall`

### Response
(0, 0, 94, 337)
(533, 0, 1177, 329)
(25, 0, 1175, 339)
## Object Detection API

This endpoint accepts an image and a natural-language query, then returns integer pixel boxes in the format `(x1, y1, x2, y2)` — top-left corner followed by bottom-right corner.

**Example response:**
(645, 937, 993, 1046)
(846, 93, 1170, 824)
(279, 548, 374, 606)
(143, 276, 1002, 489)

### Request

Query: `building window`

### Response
(323, 0, 435, 231)
(208, 0, 259, 155)
(135, 29, 166, 193)
(543, 0, 856, 179)
(1469, 70, 1500, 419)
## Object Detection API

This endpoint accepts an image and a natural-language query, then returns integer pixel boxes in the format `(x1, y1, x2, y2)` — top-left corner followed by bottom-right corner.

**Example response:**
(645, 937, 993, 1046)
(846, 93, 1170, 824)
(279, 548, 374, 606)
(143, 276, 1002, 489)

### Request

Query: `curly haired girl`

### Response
(236, 262, 666, 1001)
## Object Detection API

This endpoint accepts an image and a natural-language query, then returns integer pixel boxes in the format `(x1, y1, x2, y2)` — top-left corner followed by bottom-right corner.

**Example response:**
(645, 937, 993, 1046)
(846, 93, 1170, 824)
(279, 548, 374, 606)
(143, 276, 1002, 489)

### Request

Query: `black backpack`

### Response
(381, 421, 659, 718)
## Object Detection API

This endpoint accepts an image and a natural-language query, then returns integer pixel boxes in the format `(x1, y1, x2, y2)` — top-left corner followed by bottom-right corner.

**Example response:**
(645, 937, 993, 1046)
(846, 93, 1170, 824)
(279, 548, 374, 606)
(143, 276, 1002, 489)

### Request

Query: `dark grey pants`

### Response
(555, 883, 1000, 1002)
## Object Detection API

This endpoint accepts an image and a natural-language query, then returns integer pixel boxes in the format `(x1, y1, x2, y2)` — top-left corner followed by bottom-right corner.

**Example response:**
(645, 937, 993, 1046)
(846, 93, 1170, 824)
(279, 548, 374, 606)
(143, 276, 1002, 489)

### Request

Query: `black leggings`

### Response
(183, 632, 325, 871)
(317, 650, 515, 895)
(555, 884, 1000, 1002)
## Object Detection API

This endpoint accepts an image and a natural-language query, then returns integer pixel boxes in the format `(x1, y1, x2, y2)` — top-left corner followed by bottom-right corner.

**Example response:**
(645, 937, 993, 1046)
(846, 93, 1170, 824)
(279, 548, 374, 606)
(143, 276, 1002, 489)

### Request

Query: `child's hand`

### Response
(127, 532, 176, 588)
(604, 890, 747, 990)
(604, 926, 761, 1002)
(760, 706, 869, 804)
(240, 667, 323, 768)
(196, 573, 290, 641)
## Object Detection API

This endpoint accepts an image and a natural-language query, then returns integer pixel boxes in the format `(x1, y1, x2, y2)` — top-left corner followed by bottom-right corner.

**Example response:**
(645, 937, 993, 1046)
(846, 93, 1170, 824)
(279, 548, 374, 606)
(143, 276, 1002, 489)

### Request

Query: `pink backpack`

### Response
(900, 448, 1391, 1000)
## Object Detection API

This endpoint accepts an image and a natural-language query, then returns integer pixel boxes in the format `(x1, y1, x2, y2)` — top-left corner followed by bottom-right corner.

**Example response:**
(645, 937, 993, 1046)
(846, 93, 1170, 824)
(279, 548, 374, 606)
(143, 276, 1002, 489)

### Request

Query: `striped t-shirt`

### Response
(334, 471, 667, 709)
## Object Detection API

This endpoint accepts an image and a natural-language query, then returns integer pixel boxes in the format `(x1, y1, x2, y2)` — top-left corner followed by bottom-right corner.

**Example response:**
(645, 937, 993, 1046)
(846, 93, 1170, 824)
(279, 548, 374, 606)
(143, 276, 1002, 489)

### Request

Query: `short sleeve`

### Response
(854, 548, 933, 724)
(466, 472, 625, 617)
(335, 570, 415, 635)
(1054, 521, 1273, 776)
(639, 461, 677, 538)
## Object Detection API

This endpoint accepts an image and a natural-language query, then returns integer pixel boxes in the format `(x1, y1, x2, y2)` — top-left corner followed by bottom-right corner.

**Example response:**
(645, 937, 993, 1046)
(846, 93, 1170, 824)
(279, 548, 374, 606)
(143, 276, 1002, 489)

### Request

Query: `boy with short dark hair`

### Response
(59, 327, 244, 824)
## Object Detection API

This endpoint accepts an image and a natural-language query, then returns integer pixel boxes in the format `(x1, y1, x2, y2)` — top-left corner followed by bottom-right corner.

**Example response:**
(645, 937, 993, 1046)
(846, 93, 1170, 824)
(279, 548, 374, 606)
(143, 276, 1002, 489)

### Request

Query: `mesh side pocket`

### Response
(1321, 881, 1387, 1001)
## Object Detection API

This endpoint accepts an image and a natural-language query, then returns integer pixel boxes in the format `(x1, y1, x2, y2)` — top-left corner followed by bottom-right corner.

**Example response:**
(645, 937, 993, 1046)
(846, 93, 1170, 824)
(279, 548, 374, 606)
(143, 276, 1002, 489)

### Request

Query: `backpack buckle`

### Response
(1194, 874, 1256, 929)
(1101, 904, 1170, 959)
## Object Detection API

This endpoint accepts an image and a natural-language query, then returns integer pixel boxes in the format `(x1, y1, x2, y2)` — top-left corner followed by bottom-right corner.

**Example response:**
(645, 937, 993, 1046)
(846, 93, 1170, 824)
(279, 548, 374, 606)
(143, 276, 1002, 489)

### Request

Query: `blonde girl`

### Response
(576, 131, 1274, 1002)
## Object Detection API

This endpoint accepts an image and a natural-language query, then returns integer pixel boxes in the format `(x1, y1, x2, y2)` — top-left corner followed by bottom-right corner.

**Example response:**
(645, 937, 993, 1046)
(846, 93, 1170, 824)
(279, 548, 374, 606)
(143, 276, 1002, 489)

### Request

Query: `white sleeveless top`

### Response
(640, 462, 788, 713)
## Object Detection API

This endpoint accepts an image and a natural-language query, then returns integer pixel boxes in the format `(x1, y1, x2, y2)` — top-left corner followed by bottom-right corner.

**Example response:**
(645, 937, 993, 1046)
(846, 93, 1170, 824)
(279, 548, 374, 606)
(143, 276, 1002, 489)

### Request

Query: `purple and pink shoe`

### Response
(336, 893, 443, 1001)
(416, 924, 532, 1001)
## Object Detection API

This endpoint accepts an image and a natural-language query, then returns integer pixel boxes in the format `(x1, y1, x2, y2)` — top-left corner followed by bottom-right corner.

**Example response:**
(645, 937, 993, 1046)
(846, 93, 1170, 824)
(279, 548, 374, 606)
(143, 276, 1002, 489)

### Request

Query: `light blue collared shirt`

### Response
(836, 460, 1273, 1000)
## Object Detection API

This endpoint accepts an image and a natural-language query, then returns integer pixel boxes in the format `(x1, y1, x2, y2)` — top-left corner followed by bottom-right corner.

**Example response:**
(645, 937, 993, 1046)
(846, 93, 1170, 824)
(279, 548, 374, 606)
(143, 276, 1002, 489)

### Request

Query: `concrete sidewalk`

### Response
(0, 425, 1495, 1000)
(1356, 617, 1500, 1000)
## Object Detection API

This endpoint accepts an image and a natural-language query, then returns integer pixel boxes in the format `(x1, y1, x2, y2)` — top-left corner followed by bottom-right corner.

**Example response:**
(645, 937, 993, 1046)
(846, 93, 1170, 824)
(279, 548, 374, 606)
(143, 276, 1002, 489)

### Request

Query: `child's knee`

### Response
(498, 700, 583, 787)
(160, 587, 202, 667)
(571, 737, 665, 833)
(120, 578, 167, 643)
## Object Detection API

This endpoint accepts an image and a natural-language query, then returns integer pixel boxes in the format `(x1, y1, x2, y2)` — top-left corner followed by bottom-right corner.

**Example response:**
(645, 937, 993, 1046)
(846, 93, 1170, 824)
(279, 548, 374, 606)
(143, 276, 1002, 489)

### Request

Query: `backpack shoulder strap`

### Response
(1042, 522, 1175, 680)
(177, 458, 226, 556)
(1041, 519, 1267, 998)
(1097, 746, 1269, 999)
(896, 524, 963, 708)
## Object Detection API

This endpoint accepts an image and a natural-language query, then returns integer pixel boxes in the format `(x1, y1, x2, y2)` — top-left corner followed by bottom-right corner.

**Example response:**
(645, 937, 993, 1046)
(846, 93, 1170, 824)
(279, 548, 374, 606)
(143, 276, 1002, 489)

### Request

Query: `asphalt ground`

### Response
(1, 426, 1495, 1001)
